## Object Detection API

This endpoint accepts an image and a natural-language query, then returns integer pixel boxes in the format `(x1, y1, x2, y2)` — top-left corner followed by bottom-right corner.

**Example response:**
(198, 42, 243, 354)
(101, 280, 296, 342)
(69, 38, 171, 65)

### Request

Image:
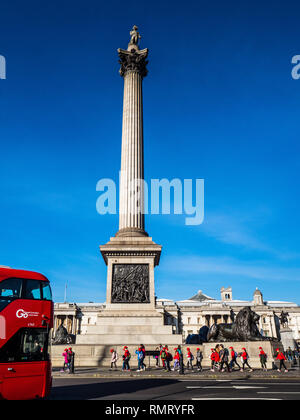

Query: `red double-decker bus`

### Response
(0, 267, 53, 400)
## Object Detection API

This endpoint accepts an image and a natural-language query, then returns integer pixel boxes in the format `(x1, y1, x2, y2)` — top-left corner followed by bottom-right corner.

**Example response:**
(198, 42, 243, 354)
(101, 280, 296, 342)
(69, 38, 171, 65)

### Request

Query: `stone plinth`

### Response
(280, 328, 297, 350)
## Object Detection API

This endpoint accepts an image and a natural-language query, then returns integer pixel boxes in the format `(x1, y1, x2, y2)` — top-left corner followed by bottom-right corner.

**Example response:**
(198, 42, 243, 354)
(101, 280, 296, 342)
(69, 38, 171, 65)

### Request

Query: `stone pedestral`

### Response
(202, 341, 283, 369)
(280, 328, 297, 351)
(76, 236, 183, 346)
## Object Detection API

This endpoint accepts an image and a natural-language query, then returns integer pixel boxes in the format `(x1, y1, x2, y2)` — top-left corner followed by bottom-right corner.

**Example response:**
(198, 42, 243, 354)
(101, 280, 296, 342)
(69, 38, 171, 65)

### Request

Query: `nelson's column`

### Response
(77, 26, 182, 345)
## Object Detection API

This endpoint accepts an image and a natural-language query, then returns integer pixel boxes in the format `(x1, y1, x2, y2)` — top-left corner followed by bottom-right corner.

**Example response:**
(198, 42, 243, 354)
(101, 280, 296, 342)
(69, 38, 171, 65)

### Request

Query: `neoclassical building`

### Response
(54, 287, 300, 348)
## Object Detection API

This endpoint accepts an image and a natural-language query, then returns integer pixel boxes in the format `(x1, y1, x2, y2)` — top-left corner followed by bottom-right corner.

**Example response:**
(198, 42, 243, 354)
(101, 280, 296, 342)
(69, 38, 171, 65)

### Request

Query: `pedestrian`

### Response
(61, 348, 69, 373)
(154, 347, 160, 368)
(214, 346, 221, 370)
(173, 348, 180, 371)
(135, 347, 145, 372)
(287, 347, 293, 362)
(186, 347, 194, 370)
(68, 347, 75, 374)
(276, 348, 288, 373)
(210, 348, 216, 372)
(229, 346, 240, 370)
(219, 344, 231, 372)
(165, 348, 172, 371)
(259, 347, 267, 371)
(122, 346, 131, 371)
(240, 347, 253, 372)
(110, 348, 118, 370)
(214, 344, 221, 370)
(178, 345, 184, 375)
(140, 344, 146, 370)
(196, 348, 203, 371)
(160, 346, 167, 370)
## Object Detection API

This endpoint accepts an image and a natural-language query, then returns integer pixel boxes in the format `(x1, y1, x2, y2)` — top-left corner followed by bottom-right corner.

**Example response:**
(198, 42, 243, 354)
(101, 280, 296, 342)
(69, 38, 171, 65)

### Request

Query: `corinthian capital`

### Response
(118, 48, 149, 78)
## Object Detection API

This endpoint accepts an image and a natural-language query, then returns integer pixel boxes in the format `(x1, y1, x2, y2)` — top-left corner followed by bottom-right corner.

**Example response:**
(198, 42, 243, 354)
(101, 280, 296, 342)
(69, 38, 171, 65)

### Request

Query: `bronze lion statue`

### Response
(207, 306, 275, 342)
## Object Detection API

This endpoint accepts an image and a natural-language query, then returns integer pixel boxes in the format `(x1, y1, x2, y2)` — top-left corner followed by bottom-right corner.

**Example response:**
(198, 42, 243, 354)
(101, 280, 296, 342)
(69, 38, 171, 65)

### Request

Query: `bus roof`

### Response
(0, 267, 49, 282)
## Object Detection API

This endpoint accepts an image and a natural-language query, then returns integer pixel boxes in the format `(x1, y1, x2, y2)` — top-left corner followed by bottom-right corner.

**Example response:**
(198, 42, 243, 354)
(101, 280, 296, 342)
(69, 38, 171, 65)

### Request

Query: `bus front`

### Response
(0, 267, 53, 400)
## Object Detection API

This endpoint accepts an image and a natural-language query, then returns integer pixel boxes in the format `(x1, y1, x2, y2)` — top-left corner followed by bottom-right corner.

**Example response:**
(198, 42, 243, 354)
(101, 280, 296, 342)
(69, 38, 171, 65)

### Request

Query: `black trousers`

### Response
(219, 360, 230, 371)
(230, 358, 241, 369)
(242, 360, 252, 369)
(260, 359, 267, 369)
(279, 360, 287, 370)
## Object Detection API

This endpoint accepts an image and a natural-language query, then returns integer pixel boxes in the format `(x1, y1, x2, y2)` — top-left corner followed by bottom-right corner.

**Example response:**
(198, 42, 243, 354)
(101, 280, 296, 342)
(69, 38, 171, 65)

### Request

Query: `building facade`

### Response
(54, 287, 300, 347)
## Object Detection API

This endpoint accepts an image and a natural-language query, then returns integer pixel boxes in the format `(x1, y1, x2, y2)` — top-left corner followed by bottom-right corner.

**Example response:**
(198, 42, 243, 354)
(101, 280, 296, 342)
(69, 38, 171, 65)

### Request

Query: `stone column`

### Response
(116, 42, 149, 237)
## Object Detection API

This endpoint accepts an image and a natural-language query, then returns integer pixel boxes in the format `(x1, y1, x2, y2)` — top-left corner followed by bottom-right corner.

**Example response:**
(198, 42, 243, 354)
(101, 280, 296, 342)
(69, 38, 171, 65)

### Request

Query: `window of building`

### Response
(187, 317, 191, 324)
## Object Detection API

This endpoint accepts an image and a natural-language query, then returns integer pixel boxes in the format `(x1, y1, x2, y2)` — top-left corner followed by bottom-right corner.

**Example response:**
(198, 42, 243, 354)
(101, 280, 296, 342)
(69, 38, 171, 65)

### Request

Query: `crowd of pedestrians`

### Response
(61, 343, 299, 373)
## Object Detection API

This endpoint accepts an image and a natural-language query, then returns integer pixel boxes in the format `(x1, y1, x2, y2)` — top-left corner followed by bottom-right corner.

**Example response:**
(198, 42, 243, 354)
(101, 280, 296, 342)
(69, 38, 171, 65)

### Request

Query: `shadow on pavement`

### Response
(50, 378, 180, 400)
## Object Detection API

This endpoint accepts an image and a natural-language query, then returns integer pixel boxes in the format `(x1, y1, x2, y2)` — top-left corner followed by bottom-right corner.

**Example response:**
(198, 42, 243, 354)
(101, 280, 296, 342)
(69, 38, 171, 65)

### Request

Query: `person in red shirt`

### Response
(229, 346, 241, 370)
(186, 347, 194, 370)
(210, 348, 215, 371)
(259, 347, 267, 371)
(240, 347, 253, 372)
(122, 346, 131, 371)
(210, 348, 219, 371)
(173, 348, 180, 371)
(276, 348, 288, 372)
(160, 346, 168, 370)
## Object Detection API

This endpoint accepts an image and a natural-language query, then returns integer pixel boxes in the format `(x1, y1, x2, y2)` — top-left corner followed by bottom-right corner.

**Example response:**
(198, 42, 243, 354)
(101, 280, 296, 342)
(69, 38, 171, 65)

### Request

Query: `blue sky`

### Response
(0, 0, 300, 304)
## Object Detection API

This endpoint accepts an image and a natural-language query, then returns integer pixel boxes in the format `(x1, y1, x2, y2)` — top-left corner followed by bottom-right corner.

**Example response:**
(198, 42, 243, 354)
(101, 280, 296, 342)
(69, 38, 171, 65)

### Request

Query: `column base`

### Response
(115, 227, 149, 238)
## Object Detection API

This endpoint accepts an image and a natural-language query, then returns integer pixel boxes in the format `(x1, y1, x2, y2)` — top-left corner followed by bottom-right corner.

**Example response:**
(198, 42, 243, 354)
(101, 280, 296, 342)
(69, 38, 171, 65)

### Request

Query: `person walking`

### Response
(122, 346, 131, 371)
(173, 348, 180, 371)
(165, 348, 172, 372)
(160, 346, 167, 370)
(68, 347, 75, 374)
(154, 347, 160, 368)
(186, 347, 194, 370)
(135, 347, 144, 372)
(276, 348, 288, 372)
(219, 344, 231, 372)
(110, 348, 118, 370)
(61, 348, 70, 373)
(214, 344, 221, 370)
(287, 347, 293, 362)
(259, 347, 267, 371)
(178, 345, 184, 375)
(210, 348, 216, 372)
(140, 344, 146, 370)
(240, 347, 253, 372)
(196, 348, 203, 371)
(229, 346, 240, 371)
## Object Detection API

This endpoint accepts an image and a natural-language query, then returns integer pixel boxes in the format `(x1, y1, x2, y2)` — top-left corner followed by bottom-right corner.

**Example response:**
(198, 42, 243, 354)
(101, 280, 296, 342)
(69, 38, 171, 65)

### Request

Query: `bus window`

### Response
(24, 280, 41, 300)
(0, 278, 22, 299)
(0, 278, 23, 311)
(41, 282, 52, 301)
(22, 329, 48, 362)
(0, 328, 49, 363)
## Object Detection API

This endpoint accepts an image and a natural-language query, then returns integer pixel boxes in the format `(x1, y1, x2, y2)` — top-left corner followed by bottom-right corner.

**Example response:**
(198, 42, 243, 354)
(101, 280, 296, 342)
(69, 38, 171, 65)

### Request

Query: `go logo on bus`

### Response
(16, 309, 29, 319)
